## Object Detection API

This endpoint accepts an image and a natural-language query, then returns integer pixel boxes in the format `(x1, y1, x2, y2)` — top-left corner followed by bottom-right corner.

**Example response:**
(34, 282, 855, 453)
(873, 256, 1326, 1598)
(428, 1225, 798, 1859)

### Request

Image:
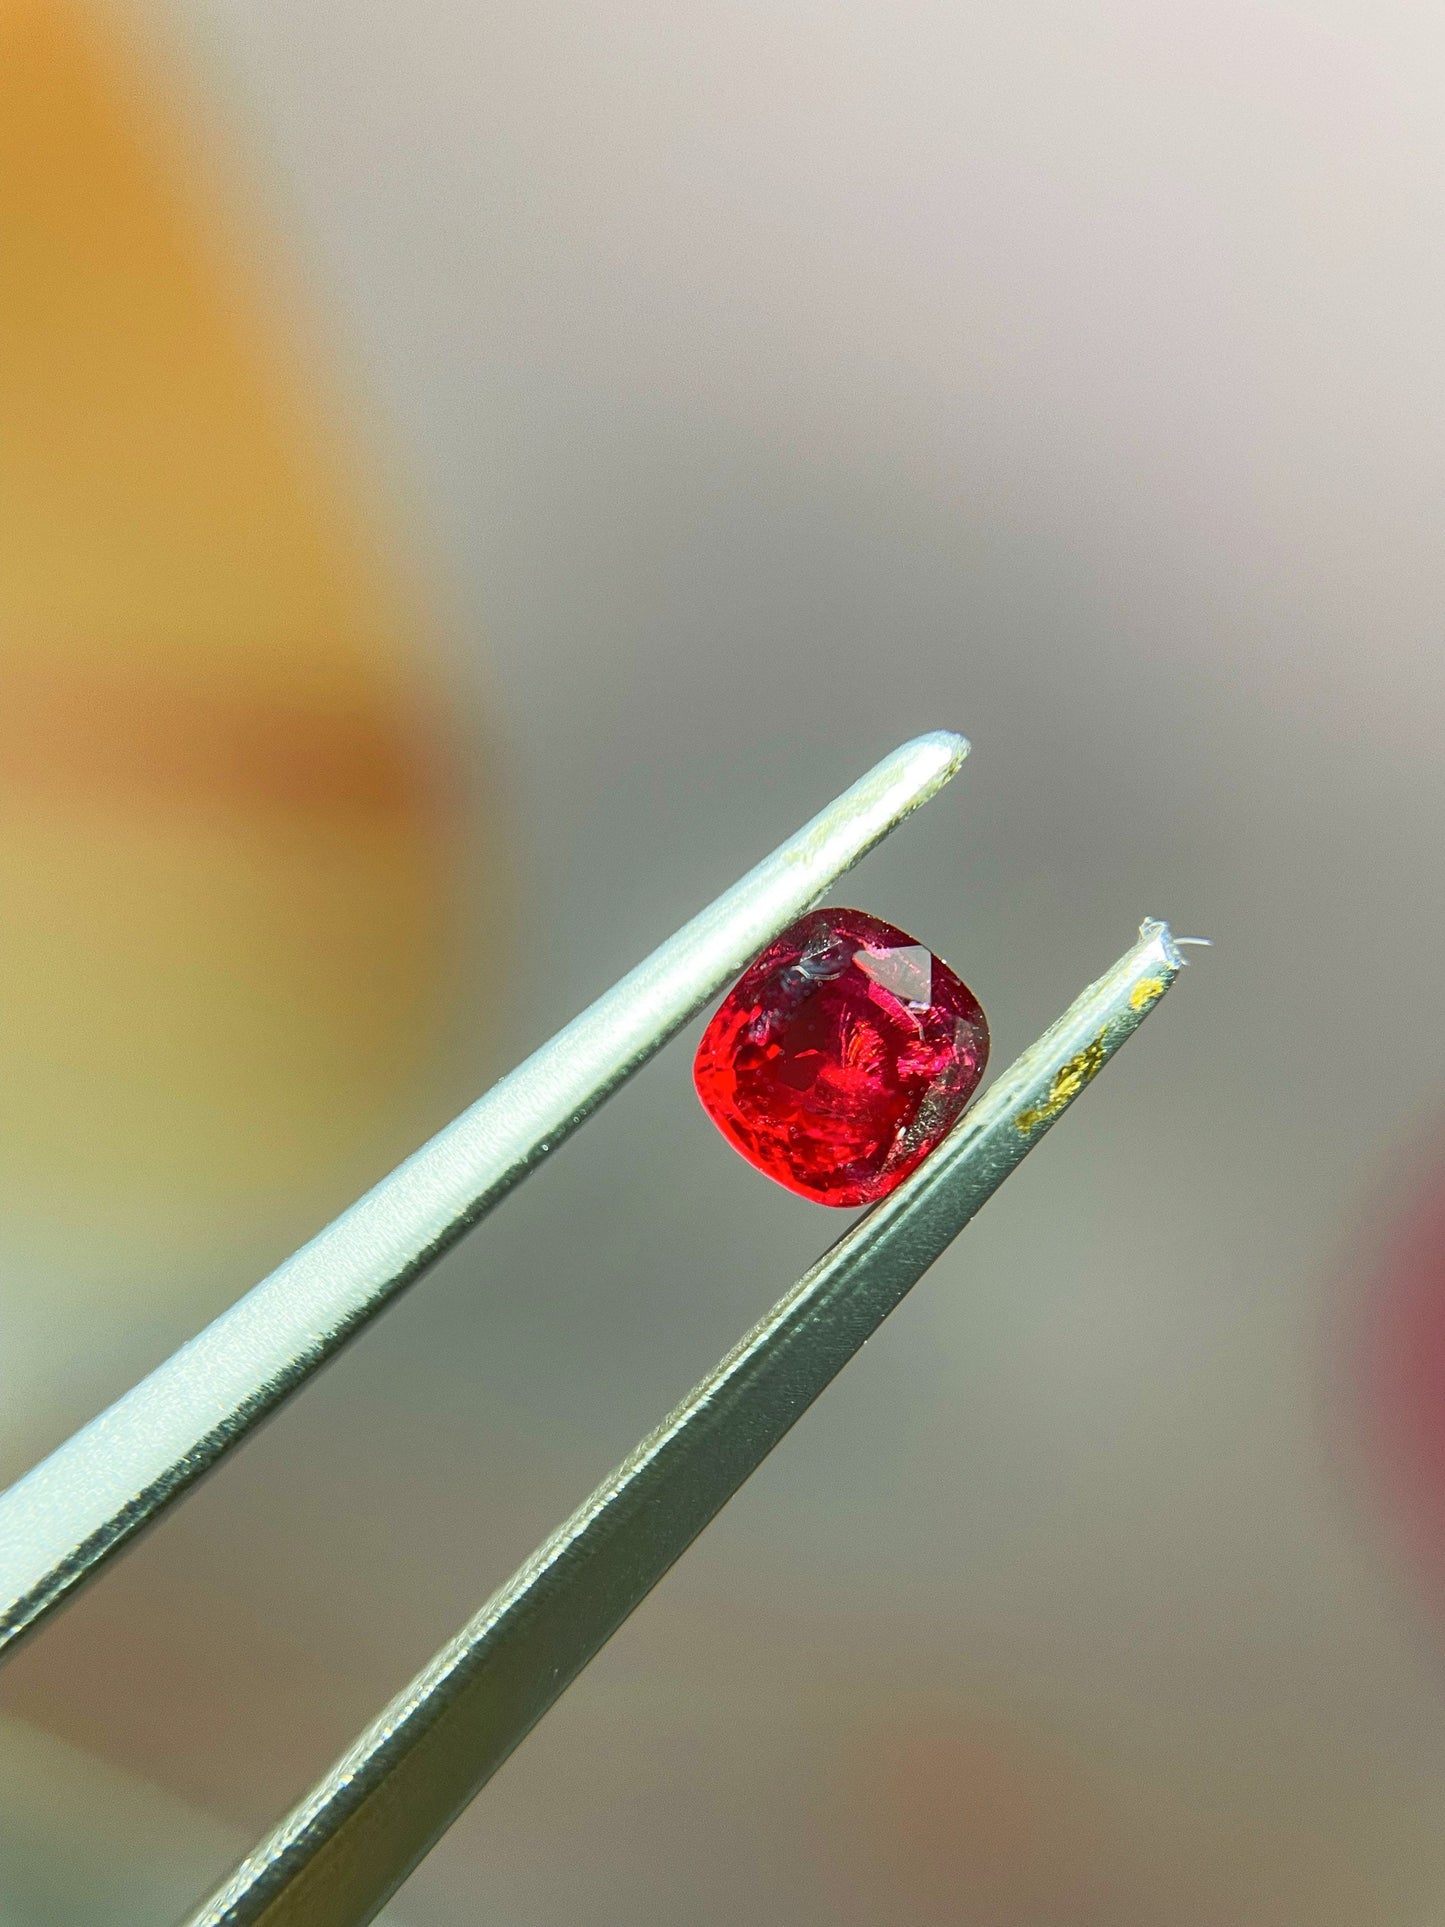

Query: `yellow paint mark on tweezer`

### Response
(1015, 1032, 1108, 1133)
(1129, 977, 1166, 1012)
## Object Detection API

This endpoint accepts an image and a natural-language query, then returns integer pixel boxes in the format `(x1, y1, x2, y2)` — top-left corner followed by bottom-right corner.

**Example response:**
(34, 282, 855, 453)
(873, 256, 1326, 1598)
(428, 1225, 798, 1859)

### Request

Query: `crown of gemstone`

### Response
(693, 907, 989, 1206)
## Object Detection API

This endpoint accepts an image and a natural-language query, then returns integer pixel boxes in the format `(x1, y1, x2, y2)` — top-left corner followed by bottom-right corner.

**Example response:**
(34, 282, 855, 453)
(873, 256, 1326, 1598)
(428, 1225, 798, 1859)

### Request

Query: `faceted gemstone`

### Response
(693, 907, 989, 1206)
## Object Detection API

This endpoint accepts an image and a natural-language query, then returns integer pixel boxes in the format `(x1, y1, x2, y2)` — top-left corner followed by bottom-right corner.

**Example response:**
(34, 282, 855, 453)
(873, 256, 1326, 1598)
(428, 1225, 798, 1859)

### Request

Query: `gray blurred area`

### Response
(6, 1, 1445, 1921)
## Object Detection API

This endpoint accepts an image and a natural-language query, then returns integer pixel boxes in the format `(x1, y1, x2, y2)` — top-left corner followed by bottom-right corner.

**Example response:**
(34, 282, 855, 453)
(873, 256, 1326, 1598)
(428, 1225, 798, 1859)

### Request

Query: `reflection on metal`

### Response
(189, 919, 1185, 1927)
(0, 733, 968, 1658)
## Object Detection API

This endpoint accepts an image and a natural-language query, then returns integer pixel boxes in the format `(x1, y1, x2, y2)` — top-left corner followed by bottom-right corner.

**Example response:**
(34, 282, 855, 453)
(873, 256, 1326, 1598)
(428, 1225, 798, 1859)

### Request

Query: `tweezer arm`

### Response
(189, 918, 1185, 1927)
(0, 732, 967, 1658)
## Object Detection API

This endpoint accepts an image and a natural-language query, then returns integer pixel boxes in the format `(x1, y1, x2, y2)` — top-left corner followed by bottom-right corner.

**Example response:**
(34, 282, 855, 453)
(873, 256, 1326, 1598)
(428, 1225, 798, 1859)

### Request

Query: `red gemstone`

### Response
(693, 907, 989, 1206)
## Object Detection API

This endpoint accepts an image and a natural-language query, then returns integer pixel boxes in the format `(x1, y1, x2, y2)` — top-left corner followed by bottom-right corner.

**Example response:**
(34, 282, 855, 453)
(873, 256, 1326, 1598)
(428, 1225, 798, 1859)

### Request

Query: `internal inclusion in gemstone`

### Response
(693, 907, 989, 1206)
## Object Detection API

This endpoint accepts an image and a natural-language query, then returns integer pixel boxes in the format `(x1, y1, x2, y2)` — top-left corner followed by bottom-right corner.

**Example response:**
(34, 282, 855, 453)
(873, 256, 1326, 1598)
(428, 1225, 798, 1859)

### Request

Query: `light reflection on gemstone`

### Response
(853, 943, 933, 1007)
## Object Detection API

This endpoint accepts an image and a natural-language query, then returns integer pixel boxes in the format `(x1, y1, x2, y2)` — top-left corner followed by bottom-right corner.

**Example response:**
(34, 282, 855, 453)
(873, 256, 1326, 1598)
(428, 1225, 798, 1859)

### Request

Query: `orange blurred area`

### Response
(0, 0, 493, 1247)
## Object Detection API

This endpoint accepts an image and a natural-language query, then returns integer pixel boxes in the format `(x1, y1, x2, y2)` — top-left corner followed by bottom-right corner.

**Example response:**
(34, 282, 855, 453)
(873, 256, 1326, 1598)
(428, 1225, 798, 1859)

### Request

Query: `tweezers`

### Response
(0, 731, 1189, 1925)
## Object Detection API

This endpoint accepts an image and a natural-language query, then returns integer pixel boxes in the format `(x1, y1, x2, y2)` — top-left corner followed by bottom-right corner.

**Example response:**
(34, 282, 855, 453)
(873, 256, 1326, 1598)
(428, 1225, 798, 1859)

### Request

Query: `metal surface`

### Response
(188, 917, 1186, 1927)
(0, 732, 968, 1658)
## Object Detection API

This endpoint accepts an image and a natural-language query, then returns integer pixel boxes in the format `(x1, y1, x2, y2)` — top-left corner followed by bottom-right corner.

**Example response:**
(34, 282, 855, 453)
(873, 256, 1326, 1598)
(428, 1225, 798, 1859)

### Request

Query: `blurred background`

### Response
(2, 0, 1444, 1919)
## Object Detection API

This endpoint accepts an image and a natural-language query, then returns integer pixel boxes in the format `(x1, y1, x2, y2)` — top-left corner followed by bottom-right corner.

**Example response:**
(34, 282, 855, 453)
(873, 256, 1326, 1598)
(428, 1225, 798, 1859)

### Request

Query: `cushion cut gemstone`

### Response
(693, 907, 989, 1206)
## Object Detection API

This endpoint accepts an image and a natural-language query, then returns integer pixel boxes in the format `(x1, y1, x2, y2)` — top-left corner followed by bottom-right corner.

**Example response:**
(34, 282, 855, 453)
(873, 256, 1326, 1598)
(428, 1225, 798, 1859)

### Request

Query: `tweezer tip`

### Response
(904, 729, 971, 782)
(1138, 919, 1212, 970)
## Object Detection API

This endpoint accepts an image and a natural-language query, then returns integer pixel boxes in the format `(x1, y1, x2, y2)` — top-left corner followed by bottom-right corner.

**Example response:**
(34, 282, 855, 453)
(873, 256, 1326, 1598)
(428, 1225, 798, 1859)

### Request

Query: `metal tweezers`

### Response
(0, 732, 1190, 1925)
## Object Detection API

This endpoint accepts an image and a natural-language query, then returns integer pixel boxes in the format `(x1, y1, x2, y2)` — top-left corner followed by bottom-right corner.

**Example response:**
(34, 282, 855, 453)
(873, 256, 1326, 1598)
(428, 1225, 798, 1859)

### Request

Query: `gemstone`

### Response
(693, 907, 989, 1206)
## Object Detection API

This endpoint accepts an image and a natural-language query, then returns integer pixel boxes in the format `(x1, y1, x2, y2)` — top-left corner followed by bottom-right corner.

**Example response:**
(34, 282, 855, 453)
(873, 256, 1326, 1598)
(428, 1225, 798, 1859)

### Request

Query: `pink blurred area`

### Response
(1350, 1140, 1445, 1615)
(4, 1, 1445, 1923)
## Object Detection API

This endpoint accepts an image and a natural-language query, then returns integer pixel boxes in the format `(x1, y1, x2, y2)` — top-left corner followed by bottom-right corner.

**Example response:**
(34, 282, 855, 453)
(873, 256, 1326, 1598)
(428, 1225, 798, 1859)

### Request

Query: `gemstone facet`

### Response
(693, 908, 989, 1206)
